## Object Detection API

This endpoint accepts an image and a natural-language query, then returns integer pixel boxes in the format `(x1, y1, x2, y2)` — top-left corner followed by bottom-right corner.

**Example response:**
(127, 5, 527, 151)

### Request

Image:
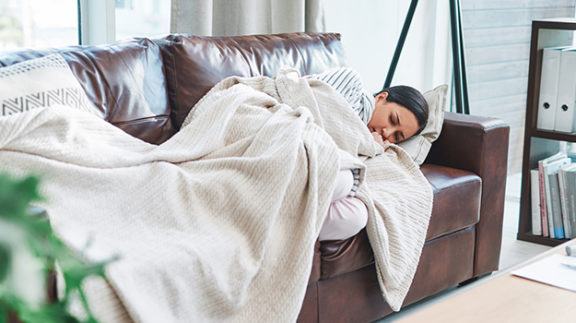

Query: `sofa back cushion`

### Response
(0, 33, 346, 143)
(154, 32, 346, 130)
(0, 38, 174, 144)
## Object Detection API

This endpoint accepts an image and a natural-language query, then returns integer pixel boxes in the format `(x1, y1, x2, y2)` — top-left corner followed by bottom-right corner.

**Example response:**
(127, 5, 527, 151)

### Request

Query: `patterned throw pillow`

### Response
(0, 54, 100, 117)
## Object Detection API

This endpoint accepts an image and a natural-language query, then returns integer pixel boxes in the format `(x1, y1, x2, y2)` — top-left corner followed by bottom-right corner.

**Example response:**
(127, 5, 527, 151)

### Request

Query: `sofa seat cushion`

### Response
(319, 229, 374, 280)
(421, 164, 482, 240)
(318, 164, 481, 280)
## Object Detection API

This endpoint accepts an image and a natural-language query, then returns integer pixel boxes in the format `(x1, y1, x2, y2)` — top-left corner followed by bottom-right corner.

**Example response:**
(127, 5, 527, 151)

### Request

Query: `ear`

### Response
(375, 91, 388, 102)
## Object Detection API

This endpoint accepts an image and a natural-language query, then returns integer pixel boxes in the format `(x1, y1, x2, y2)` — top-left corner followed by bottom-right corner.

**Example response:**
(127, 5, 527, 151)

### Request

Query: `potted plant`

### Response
(0, 174, 111, 323)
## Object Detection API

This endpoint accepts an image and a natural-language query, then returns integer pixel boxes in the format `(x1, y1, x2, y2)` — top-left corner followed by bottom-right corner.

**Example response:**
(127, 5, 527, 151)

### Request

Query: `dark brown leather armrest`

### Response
(425, 111, 510, 276)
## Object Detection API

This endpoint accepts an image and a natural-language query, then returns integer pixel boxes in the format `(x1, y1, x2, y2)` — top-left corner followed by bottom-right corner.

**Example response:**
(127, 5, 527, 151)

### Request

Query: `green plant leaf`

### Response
(0, 174, 42, 219)
(0, 242, 10, 282)
(0, 173, 110, 322)
(17, 301, 81, 323)
(0, 303, 7, 323)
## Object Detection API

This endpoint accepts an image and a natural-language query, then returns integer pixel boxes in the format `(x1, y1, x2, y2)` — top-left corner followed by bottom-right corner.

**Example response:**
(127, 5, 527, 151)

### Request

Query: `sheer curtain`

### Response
(170, 0, 325, 36)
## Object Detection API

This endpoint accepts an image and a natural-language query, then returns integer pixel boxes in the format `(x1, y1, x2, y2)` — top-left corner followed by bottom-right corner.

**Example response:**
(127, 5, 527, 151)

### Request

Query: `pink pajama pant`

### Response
(318, 169, 368, 241)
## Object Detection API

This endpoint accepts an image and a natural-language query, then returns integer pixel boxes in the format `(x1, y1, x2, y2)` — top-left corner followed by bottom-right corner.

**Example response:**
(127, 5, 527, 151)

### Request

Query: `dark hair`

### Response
(375, 85, 428, 135)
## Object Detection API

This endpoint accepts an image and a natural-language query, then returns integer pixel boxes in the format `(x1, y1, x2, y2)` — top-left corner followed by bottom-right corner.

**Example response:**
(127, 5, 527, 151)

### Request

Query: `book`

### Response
(554, 47, 576, 132)
(558, 163, 576, 238)
(530, 168, 542, 235)
(542, 155, 571, 238)
(538, 152, 570, 237)
(538, 47, 565, 130)
(539, 162, 548, 237)
(548, 173, 564, 239)
(570, 170, 576, 239)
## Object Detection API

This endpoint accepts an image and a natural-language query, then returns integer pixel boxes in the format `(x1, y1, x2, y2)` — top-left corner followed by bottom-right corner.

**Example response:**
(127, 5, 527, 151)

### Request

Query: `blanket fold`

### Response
(0, 68, 432, 322)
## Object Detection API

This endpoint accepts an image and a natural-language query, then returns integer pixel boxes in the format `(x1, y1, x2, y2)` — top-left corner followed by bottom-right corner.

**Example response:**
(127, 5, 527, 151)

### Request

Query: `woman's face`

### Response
(367, 92, 419, 144)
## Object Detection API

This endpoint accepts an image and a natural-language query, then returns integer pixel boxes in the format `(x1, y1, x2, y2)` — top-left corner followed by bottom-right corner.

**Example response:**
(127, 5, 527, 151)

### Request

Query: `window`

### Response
(79, 0, 170, 45)
(0, 0, 79, 50)
(0, 1, 171, 49)
(115, 0, 133, 10)
(115, 0, 170, 40)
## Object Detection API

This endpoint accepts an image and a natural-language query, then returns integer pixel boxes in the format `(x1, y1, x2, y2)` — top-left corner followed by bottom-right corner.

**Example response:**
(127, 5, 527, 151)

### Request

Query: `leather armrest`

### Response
(425, 111, 510, 276)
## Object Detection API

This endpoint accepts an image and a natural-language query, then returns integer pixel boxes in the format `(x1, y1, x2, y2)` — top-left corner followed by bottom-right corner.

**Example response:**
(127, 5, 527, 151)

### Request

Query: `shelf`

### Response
(533, 17, 576, 29)
(518, 18, 576, 247)
(516, 232, 570, 247)
(531, 129, 576, 142)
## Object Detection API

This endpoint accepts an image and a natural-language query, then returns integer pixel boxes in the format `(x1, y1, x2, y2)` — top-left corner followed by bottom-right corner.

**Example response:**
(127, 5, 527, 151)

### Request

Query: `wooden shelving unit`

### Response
(518, 18, 576, 246)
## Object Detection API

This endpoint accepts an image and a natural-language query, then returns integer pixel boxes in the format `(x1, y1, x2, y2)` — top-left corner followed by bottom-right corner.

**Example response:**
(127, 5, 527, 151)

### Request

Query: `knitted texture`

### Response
(308, 66, 375, 124)
(0, 69, 432, 320)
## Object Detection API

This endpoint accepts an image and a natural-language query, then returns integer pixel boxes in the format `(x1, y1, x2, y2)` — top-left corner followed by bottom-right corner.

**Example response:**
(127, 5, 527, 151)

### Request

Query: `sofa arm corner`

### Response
(425, 111, 510, 276)
(426, 112, 510, 172)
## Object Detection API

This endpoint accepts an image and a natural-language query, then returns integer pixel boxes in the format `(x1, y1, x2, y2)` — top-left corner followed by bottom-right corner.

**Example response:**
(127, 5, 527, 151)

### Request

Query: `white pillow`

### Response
(398, 84, 448, 165)
(0, 53, 100, 117)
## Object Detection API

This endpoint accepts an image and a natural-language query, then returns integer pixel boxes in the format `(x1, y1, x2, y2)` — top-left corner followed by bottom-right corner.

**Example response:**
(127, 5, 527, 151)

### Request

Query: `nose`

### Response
(381, 128, 390, 140)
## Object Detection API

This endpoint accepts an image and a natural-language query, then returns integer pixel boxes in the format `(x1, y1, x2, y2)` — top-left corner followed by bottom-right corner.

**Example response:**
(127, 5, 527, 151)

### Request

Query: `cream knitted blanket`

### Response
(0, 69, 432, 321)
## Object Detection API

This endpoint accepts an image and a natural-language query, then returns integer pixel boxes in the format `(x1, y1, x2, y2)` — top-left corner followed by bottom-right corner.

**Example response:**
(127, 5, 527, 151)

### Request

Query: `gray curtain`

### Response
(171, 0, 325, 36)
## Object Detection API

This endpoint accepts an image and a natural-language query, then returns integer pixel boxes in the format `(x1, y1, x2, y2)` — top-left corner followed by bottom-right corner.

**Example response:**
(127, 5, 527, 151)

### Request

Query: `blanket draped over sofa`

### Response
(0, 69, 432, 322)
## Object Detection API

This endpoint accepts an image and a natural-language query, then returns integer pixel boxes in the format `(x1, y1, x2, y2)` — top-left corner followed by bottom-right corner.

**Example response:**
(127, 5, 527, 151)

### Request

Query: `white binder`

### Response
(554, 47, 576, 133)
(537, 47, 564, 130)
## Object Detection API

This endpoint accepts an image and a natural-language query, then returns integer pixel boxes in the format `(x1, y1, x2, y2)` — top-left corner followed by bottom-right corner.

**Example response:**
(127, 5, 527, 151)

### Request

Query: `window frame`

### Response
(78, 0, 116, 45)
(78, 0, 171, 45)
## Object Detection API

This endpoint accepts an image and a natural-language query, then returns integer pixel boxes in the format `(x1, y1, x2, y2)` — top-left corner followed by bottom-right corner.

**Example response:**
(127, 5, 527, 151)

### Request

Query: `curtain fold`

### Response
(171, 0, 325, 36)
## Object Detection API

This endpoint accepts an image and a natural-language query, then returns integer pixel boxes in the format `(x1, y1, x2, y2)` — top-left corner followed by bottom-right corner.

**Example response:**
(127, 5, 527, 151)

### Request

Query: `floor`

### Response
(379, 173, 553, 322)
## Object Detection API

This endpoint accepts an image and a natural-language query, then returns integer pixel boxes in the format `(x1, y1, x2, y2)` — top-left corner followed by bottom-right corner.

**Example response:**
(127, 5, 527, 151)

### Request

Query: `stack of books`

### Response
(531, 152, 576, 239)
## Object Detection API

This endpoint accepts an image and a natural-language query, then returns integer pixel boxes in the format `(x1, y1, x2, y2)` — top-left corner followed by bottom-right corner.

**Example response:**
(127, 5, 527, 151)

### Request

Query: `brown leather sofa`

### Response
(0, 32, 509, 322)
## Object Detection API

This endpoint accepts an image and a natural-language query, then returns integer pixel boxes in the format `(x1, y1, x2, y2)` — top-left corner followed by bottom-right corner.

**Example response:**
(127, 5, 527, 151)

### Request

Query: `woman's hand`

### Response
(371, 132, 389, 148)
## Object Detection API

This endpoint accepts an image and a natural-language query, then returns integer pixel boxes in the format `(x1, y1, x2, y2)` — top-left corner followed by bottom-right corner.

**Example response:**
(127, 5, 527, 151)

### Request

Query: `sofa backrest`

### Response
(0, 32, 346, 144)
(153, 32, 346, 131)
(0, 38, 173, 144)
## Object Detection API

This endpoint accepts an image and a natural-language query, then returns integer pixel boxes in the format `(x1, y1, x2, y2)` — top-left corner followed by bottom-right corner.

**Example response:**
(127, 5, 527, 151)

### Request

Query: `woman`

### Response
(309, 67, 429, 241)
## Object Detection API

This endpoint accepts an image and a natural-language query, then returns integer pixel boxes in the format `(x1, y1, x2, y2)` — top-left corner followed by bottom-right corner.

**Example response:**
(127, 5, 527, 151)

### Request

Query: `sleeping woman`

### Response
(309, 67, 429, 241)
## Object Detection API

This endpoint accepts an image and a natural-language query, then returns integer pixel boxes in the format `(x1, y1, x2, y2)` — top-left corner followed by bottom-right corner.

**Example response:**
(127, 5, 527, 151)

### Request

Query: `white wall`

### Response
(324, 0, 452, 95)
